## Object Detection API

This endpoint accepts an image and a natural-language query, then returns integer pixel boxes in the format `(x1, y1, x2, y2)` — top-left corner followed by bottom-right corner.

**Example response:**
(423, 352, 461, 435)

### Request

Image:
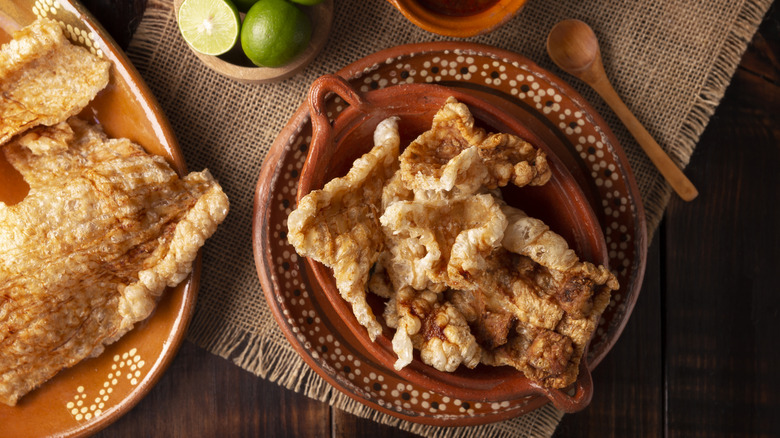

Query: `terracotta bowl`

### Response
(172, 0, 333, 84)
(386, 0, 527, 38)
(295, 74, 610, 412)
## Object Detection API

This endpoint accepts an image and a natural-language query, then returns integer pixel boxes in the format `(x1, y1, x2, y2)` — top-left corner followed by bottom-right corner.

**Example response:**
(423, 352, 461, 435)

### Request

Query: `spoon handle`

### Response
(589, 77, 699, 201)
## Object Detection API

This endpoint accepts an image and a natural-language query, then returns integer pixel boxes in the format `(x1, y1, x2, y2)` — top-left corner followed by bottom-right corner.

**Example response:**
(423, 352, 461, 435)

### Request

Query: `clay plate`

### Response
(0, 1, 197, 436)
(386, 0, 527, 38)
(253, 42, 647, 425)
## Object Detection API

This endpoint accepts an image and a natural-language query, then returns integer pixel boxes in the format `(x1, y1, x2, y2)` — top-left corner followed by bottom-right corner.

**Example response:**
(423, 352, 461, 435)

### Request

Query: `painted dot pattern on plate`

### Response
(33, 0, 104, 58)
(64, 348, 147, 422)
(263, 46, 643, 422)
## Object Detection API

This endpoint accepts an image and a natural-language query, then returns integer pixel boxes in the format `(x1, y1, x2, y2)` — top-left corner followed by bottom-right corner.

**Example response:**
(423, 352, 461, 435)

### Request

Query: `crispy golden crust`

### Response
(472, 205, 618, 388)
(0, 19, 110, 145)
(385, 286, 438, 370)
(380, 194, 506, 291)
(0, 119, 229, 406)
(398, 97, 550, 200)
(418, 301, 481, 372)
(384, 286, 481, 372)
(288, 117, 401, 341)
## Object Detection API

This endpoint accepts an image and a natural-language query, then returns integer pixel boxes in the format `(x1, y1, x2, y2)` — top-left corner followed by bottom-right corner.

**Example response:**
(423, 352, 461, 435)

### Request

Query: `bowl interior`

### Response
(299, 82, 607, 406)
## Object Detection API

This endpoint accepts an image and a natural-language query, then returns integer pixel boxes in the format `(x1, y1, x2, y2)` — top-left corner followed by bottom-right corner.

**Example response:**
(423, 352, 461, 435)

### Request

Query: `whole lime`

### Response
(289, 0, 323, 5)
(240, 0, 312, 68)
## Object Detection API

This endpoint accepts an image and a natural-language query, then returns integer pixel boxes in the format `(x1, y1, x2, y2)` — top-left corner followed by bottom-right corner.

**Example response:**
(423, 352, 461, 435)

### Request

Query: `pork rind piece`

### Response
(501, 204, 618, 319)
(0, 19, 110, 145)
(379, 193, 506, 291)
(418, 301, 481, 372)
(472, 252, 568, 331)
(384, 287, 481, 372)
(384, 286, 438, 370)
(398, 97, 550, 199)
(288, 117, 401, 341)
(501, 205, 578, 273)
(471, 205, 619, 388)
(0, 118, 229, 406)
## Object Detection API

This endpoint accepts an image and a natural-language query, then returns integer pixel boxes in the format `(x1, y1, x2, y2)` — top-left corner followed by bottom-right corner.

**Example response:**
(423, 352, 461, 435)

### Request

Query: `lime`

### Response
(289, 0, 324, 5)
(178, 0, 240, 56)
(241, 0, 312, 68)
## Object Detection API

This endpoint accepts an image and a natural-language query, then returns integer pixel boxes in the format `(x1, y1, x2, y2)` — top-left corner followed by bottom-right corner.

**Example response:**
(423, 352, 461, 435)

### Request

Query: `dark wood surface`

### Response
(87, 2, 780, 437)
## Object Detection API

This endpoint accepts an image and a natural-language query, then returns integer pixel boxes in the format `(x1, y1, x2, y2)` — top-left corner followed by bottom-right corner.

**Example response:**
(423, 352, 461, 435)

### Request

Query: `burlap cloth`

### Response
(125, 0, 772, 436)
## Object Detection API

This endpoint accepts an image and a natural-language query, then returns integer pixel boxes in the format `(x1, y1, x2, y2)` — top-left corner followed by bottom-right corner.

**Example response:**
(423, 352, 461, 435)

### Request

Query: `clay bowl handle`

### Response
(298, 74, 368, 203)
(533, 359, 593, 413)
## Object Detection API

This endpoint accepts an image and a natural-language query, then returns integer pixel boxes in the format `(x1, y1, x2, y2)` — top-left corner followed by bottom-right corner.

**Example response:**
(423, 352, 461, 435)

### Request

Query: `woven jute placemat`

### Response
(126, 0, 772, 436)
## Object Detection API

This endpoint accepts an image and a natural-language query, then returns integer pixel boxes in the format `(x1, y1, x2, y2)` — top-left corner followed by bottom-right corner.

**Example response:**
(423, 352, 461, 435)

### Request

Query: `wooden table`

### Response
(87, 2, 780, 436)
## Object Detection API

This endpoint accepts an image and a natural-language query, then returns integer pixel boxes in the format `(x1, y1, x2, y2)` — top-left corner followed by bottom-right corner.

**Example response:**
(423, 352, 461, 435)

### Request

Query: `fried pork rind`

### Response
(288, 117, 401, 341)
(379, 193, 506, 292)
(379, 193, 507, 372)
(0, 118, 229, 406)
(0, 19, 110, 145)
(289, 104, 617, 390)
(379, 102, 615, 386)
(384, 286, 480, 372)
(471, 205, 618, 388)
(418, 301, 481, 372)
(385, 286, 437, 370)
(399, 97, 550, 200)
(381, 171, 413, 210)
(500, 204, 618, 319)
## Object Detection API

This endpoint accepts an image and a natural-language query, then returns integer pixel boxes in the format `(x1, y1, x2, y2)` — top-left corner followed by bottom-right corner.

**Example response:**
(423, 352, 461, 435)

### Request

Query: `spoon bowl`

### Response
(546, 19, 601, 80)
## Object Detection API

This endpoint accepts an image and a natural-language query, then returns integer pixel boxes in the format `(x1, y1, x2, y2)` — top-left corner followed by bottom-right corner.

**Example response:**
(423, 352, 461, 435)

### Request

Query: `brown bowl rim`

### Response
(386, 0, 527, 37)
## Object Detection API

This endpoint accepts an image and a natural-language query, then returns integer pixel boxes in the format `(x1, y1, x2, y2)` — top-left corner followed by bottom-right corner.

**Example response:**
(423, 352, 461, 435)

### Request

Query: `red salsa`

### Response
(417, 0, 500, 16)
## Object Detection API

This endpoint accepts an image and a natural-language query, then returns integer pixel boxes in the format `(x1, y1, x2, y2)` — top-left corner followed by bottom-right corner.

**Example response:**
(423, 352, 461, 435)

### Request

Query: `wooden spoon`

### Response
(547, 19, 698, 201)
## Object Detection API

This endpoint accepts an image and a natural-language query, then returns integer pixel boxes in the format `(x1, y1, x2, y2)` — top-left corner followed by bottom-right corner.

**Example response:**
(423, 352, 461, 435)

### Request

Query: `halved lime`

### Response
(178, 0, 241, 56)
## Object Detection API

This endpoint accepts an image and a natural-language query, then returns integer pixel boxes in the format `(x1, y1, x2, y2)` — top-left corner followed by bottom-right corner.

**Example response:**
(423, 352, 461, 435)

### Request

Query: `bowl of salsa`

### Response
(386, 0, 527, 37)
